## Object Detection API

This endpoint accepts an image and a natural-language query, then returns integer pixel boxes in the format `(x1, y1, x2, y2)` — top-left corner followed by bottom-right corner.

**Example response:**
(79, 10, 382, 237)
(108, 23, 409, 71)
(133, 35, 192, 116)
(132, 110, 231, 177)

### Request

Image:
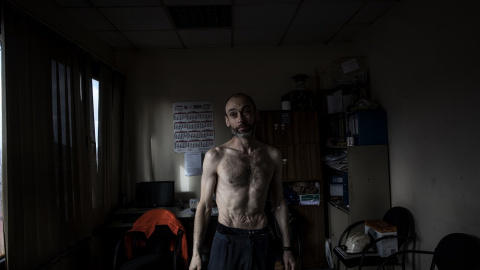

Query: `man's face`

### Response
(224, 96, 257, 138)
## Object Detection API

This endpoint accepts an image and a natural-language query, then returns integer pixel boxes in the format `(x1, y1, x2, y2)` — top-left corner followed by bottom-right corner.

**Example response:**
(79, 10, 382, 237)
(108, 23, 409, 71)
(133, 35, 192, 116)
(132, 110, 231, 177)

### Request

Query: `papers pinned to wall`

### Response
(173, 101, 215, 153)
(185, 152, 202, 176)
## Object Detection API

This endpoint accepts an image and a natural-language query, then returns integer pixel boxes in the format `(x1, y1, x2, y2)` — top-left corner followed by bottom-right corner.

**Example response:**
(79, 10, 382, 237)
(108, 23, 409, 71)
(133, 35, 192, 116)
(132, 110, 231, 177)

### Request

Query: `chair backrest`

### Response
(113, 225, 179, 269)
(146, 225, 176, 253)
(113, 209, 188, 270)
(382, 206, 415, 248)
(433, 233, 480, 270)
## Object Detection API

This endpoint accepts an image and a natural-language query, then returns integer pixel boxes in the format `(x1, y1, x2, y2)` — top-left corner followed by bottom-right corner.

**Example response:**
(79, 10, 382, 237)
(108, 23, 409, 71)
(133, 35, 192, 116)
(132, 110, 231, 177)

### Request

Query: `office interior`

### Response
(1, 0, 479, 269)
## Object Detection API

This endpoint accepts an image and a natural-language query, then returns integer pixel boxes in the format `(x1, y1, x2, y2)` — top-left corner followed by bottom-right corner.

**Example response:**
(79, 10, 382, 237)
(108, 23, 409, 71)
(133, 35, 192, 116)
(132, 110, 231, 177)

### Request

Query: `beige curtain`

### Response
(2, 3, 126, 269)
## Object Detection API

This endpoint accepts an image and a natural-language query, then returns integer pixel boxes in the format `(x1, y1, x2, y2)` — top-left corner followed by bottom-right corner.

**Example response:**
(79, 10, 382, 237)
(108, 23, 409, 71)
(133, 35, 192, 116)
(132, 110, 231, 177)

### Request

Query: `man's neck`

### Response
(231, 136, 257, 154)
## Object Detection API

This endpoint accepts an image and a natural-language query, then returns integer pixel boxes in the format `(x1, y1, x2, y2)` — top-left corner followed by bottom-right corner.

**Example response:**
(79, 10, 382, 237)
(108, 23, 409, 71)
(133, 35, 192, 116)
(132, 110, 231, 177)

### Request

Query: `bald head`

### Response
(224, 93, 257, 115)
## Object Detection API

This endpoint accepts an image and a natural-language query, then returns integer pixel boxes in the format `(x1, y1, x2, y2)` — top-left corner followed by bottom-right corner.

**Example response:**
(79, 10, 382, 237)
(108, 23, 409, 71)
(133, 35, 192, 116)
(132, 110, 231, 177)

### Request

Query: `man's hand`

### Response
(189, 254, 202, 270)
(283, 251, 296, 270)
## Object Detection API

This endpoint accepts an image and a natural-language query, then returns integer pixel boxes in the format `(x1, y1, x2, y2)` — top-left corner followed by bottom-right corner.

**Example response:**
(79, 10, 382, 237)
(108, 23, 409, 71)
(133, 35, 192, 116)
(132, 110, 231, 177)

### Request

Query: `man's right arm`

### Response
(189, 149, 219, 270)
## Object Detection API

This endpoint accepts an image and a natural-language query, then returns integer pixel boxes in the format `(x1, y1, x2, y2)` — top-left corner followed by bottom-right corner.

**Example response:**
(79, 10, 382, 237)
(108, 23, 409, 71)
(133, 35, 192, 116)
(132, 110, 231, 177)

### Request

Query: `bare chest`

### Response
(218, 150, 274, 188)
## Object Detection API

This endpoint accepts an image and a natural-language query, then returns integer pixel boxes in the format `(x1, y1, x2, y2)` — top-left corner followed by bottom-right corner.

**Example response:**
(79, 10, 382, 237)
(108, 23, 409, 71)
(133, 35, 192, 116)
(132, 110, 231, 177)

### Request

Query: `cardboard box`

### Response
(365, 220, 398, 257)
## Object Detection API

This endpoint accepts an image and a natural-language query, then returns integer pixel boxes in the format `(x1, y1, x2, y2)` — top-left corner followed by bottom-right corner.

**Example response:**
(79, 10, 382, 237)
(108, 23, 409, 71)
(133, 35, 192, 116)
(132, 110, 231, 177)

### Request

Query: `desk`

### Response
(106, 207, 218, 268)
(108, 207, 197, 227)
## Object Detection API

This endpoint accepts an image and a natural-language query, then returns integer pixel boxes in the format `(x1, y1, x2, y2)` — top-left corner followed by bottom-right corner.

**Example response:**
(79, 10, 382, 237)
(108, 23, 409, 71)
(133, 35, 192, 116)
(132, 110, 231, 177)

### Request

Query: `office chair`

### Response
(377, 233, 480, 269)
(113, 209, 188, 270)
(333, 206, 416, 269)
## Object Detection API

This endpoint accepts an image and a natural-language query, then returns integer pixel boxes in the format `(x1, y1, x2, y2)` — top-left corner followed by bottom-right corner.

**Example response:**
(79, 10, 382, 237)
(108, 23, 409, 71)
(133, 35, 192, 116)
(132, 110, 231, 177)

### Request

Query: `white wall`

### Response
(114, 45, 353, 201)
(353, 0, 480, 268)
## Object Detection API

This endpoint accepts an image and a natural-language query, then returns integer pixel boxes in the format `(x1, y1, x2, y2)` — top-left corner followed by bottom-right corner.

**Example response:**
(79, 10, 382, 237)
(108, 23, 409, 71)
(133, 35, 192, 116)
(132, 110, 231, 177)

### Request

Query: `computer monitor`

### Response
(135, 181, 175, 207)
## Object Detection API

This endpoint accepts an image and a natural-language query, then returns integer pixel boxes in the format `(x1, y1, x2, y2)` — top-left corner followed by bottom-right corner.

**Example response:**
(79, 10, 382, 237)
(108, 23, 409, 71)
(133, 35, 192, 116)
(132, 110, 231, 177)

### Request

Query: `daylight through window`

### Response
(92, 79, 99, 168)
(0, 41, 5, 258)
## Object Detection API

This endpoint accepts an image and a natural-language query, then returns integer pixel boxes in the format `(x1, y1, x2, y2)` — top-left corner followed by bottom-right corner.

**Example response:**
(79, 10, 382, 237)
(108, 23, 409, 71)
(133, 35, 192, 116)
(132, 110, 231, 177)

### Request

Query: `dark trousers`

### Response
(208, 224, 276, 270)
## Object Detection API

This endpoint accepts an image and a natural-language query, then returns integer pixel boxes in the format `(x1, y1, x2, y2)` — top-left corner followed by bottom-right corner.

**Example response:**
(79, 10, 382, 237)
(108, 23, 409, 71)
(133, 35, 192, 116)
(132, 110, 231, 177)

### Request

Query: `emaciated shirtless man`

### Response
(189, 93, 295, 270)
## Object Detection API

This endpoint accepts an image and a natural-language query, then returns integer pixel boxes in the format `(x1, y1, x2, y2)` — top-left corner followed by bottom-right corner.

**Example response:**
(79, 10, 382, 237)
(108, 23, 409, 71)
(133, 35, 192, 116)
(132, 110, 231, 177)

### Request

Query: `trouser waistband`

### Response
(216, 223, 270, 235)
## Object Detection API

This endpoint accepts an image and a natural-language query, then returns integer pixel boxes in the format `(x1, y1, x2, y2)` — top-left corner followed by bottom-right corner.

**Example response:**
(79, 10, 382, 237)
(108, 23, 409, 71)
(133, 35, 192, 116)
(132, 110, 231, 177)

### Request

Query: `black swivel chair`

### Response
(377, 233, 480, 270)
(112, 209, 187, 270)
(113, 225, 184, 270)
(333, 206, 416, 269)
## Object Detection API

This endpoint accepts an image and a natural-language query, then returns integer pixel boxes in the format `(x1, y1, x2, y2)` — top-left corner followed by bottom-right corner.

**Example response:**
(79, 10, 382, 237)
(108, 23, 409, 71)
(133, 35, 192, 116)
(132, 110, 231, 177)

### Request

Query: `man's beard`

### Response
(231, 122, 256, 138)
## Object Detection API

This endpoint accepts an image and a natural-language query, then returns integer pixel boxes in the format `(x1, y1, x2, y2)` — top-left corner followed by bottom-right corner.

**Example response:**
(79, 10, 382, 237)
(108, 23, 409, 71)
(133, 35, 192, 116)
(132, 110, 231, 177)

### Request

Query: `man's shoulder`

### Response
(257, 141, 280, 153)
(254, 141, 282, 161)
(206, 146, 224, 156)
(205, 144, 233, 159)
(203, 147, 226, 170)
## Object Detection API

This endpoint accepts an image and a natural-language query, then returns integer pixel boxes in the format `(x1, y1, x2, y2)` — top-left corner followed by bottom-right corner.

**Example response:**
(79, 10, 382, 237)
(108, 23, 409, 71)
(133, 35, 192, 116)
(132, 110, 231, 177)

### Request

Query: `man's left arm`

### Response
(269, 148, 296, 270)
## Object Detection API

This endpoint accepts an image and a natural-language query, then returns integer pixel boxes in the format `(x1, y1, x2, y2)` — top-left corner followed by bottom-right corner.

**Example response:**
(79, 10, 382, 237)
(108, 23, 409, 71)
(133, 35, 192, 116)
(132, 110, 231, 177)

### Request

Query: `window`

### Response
(92, 78, 99, 168)
(0, 41, 5, 258)
(89, 74, 101, 208)
(3, 4, 126, 267)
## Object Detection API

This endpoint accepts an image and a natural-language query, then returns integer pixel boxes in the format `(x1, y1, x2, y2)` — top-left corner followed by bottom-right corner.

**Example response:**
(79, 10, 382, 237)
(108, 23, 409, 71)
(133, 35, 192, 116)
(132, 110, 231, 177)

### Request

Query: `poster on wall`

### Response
(185, 152, 202, 176)
(173, 101, 215, 153)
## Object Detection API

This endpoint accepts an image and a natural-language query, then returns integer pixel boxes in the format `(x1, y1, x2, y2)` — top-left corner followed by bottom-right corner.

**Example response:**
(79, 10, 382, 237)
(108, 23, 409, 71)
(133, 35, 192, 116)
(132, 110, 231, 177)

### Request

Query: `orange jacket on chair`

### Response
(125, 208, 188, 269)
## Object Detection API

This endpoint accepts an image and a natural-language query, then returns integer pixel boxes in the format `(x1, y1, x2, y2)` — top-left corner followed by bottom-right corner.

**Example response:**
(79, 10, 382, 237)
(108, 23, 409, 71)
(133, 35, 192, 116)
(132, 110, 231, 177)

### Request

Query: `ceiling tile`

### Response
(65, 8, 116, 31)
(282, 25, 339, 45)
(235, 3, 298, 28)
(24, 0, 400, 49)
(179, 29, 231, 48)
(329, 24, 369, 43)
(163, 0, 231, 5)
(303, 0, 365, 2)
(349, 1, 397, 24)
(234, 27, 285, 46)
(99, 7, 172, 30)
(293, 1, 364, 26)
(123, 31, 183, 48)
(90, 0, 161, 6)
(168, 5, 231, 28)
(236, 0, 299, 3)
(52, 0, 91, 7)
(94, 31, 135, 49)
